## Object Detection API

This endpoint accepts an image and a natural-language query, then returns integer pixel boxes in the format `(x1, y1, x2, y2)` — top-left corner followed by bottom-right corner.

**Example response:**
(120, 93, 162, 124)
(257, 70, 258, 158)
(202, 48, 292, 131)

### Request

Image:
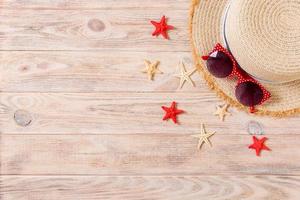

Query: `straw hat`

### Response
(190, 0, 300, 117)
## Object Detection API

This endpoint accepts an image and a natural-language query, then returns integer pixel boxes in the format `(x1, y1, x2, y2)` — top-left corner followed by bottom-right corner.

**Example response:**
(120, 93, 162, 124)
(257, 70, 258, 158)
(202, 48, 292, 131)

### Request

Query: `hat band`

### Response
(221, 1, 299, 85)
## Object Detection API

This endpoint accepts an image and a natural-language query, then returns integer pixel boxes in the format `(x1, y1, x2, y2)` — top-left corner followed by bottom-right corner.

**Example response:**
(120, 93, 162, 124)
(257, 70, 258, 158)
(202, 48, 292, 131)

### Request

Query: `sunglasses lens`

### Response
(206, 51, 233, 78)
(235, 81, 264, 106)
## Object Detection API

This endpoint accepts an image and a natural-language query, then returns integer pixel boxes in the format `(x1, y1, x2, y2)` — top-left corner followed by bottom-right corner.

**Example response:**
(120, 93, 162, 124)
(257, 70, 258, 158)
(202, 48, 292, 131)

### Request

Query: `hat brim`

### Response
(189, 0, 300, 117)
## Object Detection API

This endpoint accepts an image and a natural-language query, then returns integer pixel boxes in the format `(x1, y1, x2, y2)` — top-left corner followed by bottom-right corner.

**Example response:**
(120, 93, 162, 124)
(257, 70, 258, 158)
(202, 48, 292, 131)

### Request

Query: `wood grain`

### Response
(1, 176, 300, 200)
(0, 9, 188, 51)
(1, 134, 299, 175)
(0, 51, 200, 92)
(1, 0, 300, 198)
(0, 0, 188, 9)
(1, 92, 300, 135)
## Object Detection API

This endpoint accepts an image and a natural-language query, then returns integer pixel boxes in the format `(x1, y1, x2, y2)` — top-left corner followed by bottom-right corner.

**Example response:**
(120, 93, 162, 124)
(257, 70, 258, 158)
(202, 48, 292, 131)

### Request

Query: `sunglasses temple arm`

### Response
(202, 55, 209, 60)
(250, 106, 256, 113)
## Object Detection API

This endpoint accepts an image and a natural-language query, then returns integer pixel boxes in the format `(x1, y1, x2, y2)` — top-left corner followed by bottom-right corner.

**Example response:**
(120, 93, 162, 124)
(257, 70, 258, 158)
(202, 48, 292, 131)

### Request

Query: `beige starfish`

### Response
(174, 61, 197, 89)
(142, 60, 163, 81)
(214, 104, 231, 121)
(191, 124, 216, 149)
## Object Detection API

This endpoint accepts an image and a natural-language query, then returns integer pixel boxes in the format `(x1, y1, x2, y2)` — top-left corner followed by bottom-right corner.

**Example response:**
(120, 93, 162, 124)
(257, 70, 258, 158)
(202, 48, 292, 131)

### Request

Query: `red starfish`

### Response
(151, 16, 174, 39)
(248, 136, 271, 156)
(161, 101, 184, 124)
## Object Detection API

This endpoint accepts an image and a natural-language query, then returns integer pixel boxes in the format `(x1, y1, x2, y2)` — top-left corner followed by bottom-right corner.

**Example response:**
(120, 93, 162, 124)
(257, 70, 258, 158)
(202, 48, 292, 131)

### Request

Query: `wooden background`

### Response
(1, 0, 300, 199)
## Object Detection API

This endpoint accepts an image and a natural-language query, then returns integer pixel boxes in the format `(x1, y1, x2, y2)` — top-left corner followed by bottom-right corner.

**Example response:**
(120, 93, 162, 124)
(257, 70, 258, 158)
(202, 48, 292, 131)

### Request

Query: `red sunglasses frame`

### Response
(202, 43, 271, 113)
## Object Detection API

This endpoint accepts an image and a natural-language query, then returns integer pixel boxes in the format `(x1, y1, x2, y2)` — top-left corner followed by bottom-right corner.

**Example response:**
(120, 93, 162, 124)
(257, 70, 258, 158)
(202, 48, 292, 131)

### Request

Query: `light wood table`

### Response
(1, 1, 300, 199)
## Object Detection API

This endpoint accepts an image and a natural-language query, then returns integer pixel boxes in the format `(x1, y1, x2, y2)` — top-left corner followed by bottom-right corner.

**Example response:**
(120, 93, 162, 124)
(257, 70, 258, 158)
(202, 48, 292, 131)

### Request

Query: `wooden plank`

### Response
(0, 9, 188, 51)
(1, 175, 300, 199)
(1, 92, 300, 134)
(1, 134, 300, 175)
(0, 51, 200, 92)
(0, 0, 189, 9)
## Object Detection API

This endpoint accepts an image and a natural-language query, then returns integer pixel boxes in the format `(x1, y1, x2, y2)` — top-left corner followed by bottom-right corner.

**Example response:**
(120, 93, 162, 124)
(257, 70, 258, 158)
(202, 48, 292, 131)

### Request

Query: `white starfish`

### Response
(191, 124, 216, 150)
(214, 104, 231, 121)
(174, 61, 197, 89)
(142, 60, 163, 81)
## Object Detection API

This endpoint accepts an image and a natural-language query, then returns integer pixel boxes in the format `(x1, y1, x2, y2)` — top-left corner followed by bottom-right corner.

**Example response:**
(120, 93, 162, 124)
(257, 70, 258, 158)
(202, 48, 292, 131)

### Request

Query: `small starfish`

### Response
(248, 136, 271, 156)
(142, 60, 163, 81)
(151, 16, 174, 39)
(191, 124, 216, 149)
(174, 61, 197, 89)
(214, 104, 231, 121)
(161, 101, 184, 124)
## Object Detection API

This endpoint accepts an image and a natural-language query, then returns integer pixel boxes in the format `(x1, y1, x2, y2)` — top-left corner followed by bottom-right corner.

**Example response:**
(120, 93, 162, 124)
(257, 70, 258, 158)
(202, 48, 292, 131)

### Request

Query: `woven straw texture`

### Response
(226, 0, 300, 82)
(189, 0, 300, 117)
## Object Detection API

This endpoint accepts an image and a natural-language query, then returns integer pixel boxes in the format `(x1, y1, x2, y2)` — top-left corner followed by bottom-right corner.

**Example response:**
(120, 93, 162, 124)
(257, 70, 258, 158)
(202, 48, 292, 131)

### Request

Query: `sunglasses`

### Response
(202, 43, 271, 113)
